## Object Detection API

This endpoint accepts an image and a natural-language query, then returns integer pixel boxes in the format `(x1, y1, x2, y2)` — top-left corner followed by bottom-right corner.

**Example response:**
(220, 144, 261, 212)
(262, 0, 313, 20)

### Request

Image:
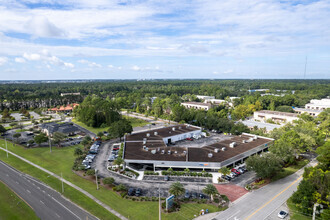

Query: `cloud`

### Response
(0, 57, 8, 65)
(15, 57, 26, 63)
(22, 50, 74, 68)
(108, 64, 114, 68)
(131, 65, 141, 71)
(78, 59, 102, 68)
(25, 16, 64, 38)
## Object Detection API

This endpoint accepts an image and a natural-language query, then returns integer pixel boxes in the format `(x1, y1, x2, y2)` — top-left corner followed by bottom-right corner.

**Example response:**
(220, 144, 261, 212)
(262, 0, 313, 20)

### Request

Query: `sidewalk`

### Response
(0, 147, 127, 220)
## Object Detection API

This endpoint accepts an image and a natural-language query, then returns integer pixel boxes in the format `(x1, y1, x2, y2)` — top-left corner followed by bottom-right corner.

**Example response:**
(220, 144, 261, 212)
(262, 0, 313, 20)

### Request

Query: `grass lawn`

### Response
(287, 198, 311, 220)
(123, 116, 150, 127)
(15, 129, 29, 132)
(0, 180, 39, 220)
(0, 140, 220, 220)
(72, 118, 108, 134)
(271, 159, 309, 182)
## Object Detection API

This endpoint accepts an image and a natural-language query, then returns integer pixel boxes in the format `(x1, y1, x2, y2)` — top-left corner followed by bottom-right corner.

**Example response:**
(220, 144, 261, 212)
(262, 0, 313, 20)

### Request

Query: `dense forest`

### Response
(0, 79, 329, 111)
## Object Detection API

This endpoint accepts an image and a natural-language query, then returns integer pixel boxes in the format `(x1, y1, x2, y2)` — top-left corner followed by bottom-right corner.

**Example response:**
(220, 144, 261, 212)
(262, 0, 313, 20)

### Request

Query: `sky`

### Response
(0, 0, 329, 80)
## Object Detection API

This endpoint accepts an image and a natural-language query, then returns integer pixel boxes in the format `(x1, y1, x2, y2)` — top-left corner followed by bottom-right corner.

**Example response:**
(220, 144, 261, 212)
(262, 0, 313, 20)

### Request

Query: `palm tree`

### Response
(202, 184, 218, 201)
(169, 182, 185, 202)
(218, 167, 231, 176)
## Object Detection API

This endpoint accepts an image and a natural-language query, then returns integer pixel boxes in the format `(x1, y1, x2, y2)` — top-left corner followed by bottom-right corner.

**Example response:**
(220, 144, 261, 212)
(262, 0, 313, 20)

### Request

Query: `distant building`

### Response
(254, 110, 299, 124)
(248, 89, 269, 93)
(40, 122, 80, 137)
(196, 95, 215, 100)
(60, 92, 81, 96)
(242, 120, 282, 133)
(204, 99, 226, 105)
(181, 102, 212, 111)
(48, 103, 79, 113)
(293, 107, 323, 117)
(305, 98, 330, 111)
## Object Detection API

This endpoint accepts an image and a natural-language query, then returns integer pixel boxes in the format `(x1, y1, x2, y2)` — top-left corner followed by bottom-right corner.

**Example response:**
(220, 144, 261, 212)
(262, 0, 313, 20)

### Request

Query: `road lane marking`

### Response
(51, 196, 81, 220)
(227, 210, 241, 220)
(55, 213, 60, 218)
(16, 181, 19, 184)
(0, 179, 35, 211)
(245, 176, 302, 220)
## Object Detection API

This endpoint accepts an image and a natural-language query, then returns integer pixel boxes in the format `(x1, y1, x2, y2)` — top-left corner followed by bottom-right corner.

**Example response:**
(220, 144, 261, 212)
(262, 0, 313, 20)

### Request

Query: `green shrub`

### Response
(85, 169, 95, 176)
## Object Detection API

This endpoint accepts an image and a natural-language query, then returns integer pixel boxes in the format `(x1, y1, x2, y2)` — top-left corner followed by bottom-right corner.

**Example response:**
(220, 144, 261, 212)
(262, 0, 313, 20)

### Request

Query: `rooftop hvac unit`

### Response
(183, 150, 187, 155)
(242, 140, 246, 144)
(143, 138, 147, 141)
(249, 138, 254, 142)
(214, 148, 219, 153)
(229, 142, 237, 148)
(208, 153, 213, 158)
(143, 140, 146, 144)
(179, 126, 182, 129)
(172, 127, 176, 131)
(157, 148, 160, 152)
(222, 147, 226, 151)
(154, 131, 158, 135)
(174, 151, 177, 154)
(151, 150, 156, 154)
(253, 135, 258, 140)
(146, 133, 150, 137)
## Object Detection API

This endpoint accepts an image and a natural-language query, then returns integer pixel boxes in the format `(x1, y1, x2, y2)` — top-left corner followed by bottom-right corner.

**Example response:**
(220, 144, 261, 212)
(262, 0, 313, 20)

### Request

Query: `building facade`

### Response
(181, 102, 212, 111)
(253, 110, 299, 124)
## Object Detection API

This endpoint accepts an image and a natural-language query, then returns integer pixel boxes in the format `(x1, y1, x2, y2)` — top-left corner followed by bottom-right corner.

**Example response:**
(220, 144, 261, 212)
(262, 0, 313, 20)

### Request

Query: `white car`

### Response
(278, 210, 288, 219)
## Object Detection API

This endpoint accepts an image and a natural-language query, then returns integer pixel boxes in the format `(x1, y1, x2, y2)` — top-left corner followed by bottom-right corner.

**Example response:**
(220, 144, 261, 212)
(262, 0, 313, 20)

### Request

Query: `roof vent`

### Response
(172, 127, 176, 131)
(146, 133, 150, 137)
(249, 138, 253, 142)
(183, 150, 187, 155)
(214, 148, 219, 153)
(154, 131, 158, 135)
(222, 147, 226, 151)
(208, 153, 213, 158)
(174, 151, 177, 154)
(242, 140, 246, 144)
(229, 142, 236, 148)
(151, 150, 156, 154)
(253, 135, 258, 140)
(143, 140, 146, 144)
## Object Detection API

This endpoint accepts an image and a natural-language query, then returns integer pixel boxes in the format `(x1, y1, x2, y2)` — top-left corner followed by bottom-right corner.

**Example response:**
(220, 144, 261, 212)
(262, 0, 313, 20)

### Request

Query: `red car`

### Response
(113, 146, 120, 151)
(231, 168, 241, 175)
(186, 138, 193, 141)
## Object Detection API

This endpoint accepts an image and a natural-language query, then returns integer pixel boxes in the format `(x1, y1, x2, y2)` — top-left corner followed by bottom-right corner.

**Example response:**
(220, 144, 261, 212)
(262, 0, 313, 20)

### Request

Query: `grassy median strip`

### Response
(0, 180, 40, 220)
(0, 149, 119, 220)
(0, 139, 220, 220)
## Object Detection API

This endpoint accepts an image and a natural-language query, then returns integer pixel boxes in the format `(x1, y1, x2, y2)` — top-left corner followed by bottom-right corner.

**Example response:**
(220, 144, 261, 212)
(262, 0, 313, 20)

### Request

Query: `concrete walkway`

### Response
(0, 147, 127, 220)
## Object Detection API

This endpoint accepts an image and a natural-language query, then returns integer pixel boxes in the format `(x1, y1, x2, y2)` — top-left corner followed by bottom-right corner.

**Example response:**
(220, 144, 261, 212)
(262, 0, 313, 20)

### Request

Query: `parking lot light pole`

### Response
(5, 138, 8, 158)
(61, 172, 64, 193)
(48, 135, 52, 153)
(95, 169, 99, 190)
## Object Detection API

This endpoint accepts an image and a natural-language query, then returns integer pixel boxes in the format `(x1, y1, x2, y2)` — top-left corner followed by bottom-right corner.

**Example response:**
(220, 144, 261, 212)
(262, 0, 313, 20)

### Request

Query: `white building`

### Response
(293, 107, 323, 117)
(196, 95, 215, 100)
(254, 110, 299, 124)
(305, 98, 330, 111)
(181, 102, 212, 111)
(204, 99, 225, 105)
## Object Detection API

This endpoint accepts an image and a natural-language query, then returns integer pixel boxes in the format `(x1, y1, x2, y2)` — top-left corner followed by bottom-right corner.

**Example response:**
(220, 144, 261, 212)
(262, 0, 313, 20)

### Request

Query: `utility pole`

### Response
(48, 135, 52, 153)
(158, 184, 161, 220)
(312, 203, 319, 220)
(5, 138, 8, 158)
(61, 172, 64, 193)
(95, 169, 99, 190)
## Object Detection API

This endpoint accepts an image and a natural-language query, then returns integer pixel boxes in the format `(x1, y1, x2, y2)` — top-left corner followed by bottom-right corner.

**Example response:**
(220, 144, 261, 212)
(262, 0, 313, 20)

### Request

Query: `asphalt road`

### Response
(0, 160, 98, 220)
(206, 160, 317, 220)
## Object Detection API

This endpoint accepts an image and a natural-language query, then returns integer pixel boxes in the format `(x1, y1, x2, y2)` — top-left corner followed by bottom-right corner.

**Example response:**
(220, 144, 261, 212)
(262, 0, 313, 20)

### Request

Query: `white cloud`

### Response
(131, 65, 141, 71)
(108, 64, 114, 68)
(78, 59, 102, 68)
(23, 50, 74, 68)
(25, 16, 64, 38)
(15, 57, 26, 63)
(23, 52, 41, 61)
(0, 57, 8, 65)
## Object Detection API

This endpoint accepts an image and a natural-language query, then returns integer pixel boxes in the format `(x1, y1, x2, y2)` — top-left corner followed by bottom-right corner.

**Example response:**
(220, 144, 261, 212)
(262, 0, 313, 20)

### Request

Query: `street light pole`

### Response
(158, 184, 161, 220)
(61, 172, 64, 193)
(48, 134, 52, 153)
(5, 138, 8, 158)
(95, 169, 99, 190)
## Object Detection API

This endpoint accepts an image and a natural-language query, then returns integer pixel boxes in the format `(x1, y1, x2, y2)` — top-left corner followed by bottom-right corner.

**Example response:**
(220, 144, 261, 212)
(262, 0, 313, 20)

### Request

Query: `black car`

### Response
(151, 123, 156, 125)
(191, 192, 198, 199)
(135, 188, 142, 197)
(164, 176, 169, 181)
(199, 193, 206, 199)
(222, 175, 231, 181)
(128, 188, 135, 196)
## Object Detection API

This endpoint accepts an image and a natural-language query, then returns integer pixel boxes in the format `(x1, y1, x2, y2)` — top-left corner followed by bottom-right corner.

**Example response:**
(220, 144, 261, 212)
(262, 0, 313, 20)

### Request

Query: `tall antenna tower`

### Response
(303, 56, 307, 79)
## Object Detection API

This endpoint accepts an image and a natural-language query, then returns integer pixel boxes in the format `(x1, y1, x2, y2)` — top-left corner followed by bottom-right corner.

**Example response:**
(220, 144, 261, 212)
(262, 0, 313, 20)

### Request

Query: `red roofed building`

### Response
(48, 103, 79, 113)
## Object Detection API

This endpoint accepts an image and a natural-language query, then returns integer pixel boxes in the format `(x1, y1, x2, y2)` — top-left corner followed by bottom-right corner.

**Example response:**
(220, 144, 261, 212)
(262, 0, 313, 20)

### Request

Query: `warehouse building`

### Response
(123, 125, 273, 171)
(181, 102, 212, 111)
(253, 110, 299, 124)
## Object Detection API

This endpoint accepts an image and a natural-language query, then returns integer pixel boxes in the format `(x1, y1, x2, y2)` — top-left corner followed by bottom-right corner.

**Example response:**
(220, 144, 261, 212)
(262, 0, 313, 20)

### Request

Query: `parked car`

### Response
(237, 168, 245, 173)
(184, 190, 190, 199)
(128, 188, 135, 196)
(113, 146, 120, 151)
(191, 192, 198, 199)
(222, 175, 231, 181)
(186, 137, 193, 141)
(135, 188, 142, 197)
(229, 172, 237, 178)
(231, 168, 241, 175)
(108, 155, 115, 161)
(278, 210, 288, 219)
(199, 193, 206, 199)
(164, 176, 169, 181)
(151, 123, 156, 125)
